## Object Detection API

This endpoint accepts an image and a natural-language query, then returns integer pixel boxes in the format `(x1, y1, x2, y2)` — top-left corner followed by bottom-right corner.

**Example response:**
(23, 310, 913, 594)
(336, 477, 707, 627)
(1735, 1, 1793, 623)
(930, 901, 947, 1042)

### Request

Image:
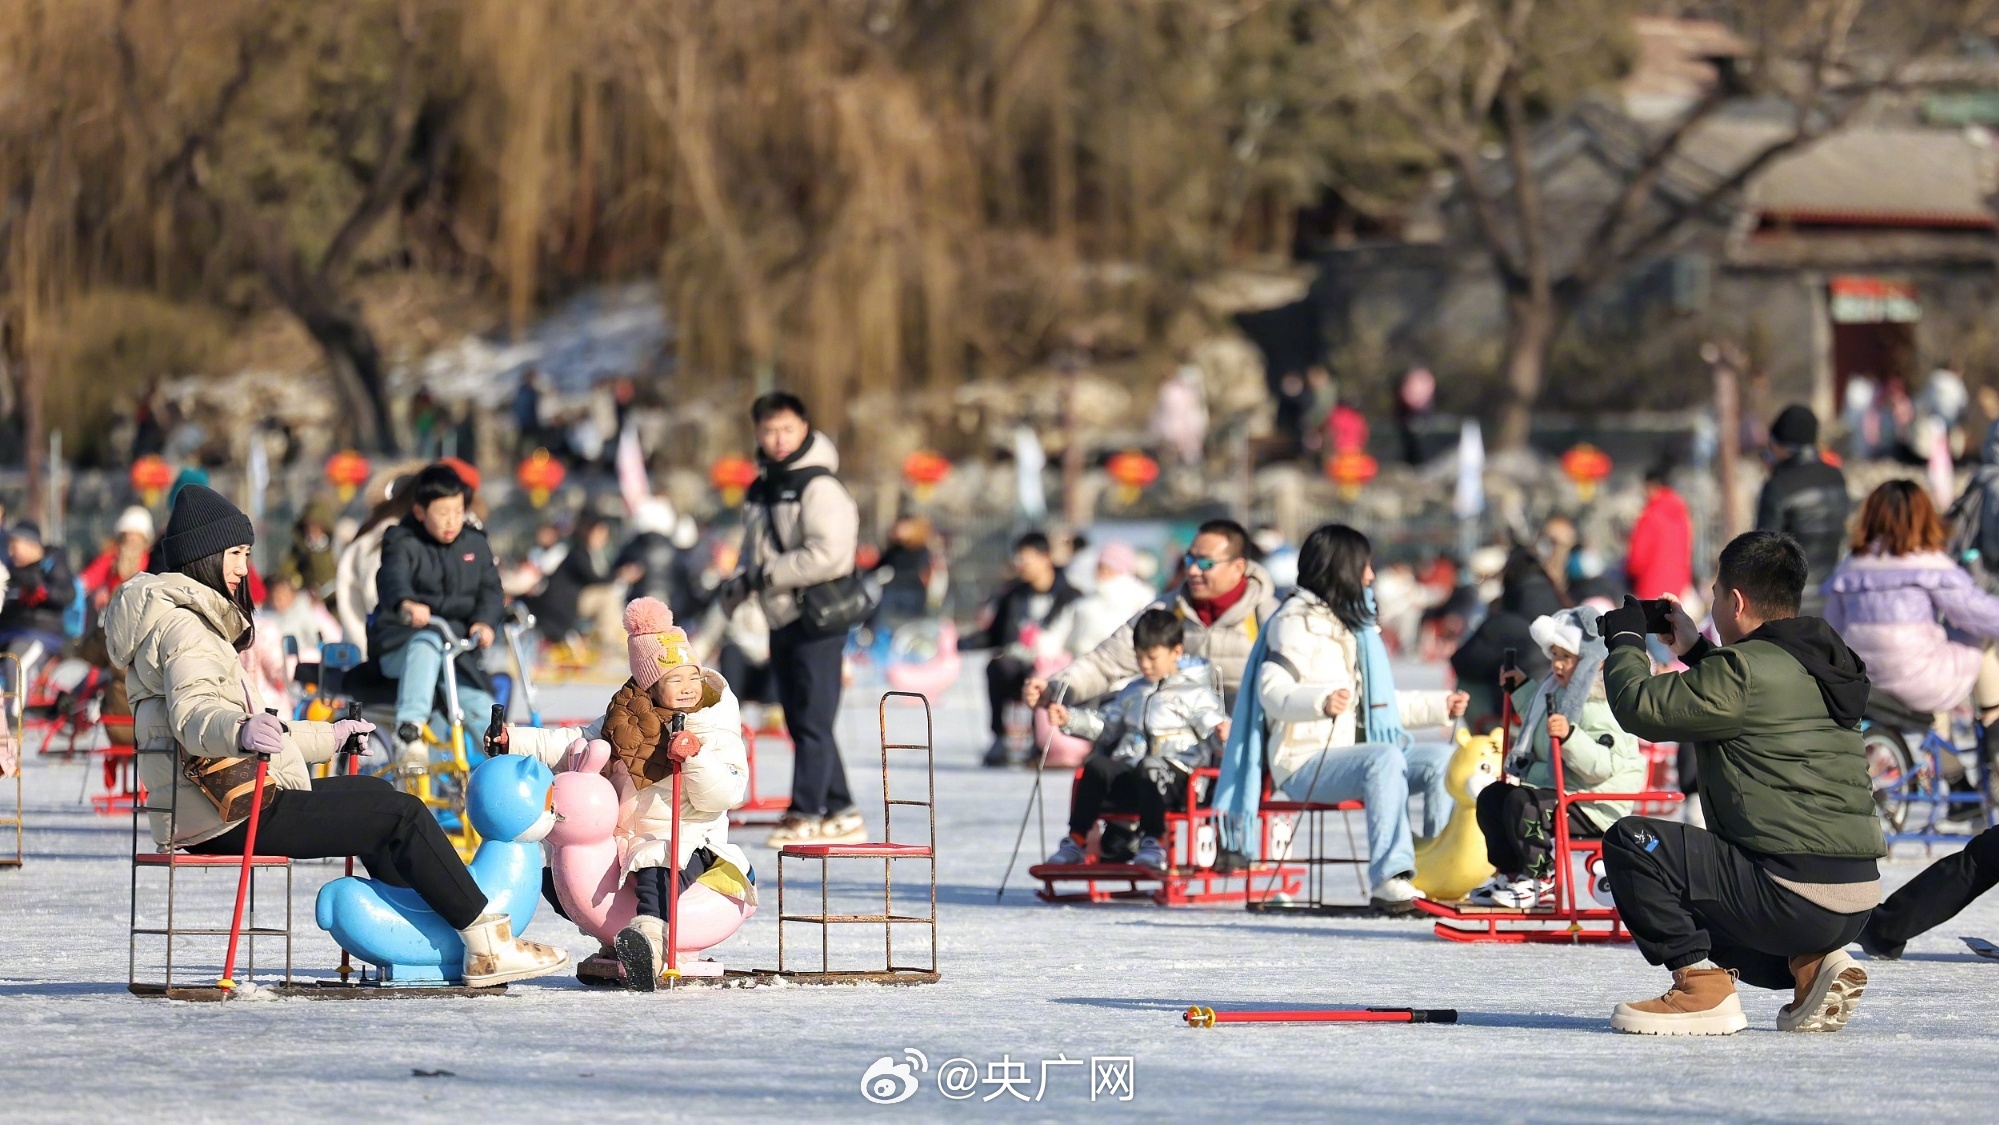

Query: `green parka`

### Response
(1603, 633, 1884, 861)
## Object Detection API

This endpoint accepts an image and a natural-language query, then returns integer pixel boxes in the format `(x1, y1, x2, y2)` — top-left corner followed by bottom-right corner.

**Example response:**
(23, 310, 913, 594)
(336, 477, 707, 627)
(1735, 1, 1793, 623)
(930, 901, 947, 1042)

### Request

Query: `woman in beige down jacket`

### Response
(107, 485, 566, 987)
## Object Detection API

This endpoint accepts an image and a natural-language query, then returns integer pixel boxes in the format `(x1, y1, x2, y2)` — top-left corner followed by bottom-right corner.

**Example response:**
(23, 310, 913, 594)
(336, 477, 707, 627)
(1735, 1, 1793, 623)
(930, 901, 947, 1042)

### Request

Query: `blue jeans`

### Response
(1278, 740, 1454, 888)
(379, 630, 497, 744)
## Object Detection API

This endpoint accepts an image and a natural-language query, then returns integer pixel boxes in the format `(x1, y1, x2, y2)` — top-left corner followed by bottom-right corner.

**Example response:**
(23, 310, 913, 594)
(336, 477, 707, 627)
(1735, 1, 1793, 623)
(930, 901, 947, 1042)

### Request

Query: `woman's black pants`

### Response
(186, 774, 488, 931)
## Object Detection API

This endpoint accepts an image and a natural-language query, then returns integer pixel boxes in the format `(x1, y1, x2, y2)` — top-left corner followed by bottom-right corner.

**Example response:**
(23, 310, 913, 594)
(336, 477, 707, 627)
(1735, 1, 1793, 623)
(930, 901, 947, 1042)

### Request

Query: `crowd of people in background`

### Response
(19, 376, 1999, 1031)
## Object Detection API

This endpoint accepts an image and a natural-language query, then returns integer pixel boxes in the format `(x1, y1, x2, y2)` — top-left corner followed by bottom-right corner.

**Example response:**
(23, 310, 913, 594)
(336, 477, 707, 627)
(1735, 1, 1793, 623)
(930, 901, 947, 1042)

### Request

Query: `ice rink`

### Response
(2, 658, 1995, 1123)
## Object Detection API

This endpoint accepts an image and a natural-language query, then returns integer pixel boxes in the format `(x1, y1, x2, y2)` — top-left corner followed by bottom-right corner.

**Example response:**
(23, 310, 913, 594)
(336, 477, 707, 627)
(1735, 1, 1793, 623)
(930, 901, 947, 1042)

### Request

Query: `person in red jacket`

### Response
(1626, 466, 1693, 601)
(80, 506, 156, 609)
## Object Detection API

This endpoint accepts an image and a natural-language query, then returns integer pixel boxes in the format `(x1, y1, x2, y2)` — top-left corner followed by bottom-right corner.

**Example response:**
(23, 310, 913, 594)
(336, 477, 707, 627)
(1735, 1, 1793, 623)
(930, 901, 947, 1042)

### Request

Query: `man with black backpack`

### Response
(722, 392, 866, 847)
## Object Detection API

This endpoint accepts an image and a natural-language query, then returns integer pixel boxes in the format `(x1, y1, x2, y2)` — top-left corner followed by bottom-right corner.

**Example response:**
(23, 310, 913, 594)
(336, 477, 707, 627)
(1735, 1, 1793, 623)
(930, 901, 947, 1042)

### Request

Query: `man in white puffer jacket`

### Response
(1027, 520, 1278, 711)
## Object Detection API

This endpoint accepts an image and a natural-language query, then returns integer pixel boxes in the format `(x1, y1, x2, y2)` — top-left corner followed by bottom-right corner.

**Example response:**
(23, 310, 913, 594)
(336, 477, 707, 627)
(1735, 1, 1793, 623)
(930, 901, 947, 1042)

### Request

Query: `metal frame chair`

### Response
(128, 743, 293, 997)
(776, 691, 937, 983)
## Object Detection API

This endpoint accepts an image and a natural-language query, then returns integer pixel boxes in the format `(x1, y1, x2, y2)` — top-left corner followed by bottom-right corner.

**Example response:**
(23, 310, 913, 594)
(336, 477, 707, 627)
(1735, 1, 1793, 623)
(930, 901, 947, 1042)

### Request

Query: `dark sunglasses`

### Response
(1183, 552, 1234, 572)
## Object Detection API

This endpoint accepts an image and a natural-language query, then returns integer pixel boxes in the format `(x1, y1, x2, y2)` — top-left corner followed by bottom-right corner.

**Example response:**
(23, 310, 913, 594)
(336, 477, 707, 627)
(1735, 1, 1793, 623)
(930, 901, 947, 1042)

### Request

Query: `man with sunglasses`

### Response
(1025, 519, 1278, 714)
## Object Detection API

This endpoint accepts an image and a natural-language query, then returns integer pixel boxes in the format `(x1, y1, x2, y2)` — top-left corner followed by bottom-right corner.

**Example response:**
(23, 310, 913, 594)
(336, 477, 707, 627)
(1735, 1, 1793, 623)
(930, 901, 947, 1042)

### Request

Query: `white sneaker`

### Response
(458, 912, 571, 987)
(765, 814, 822, 848)
(817, 807, 867, 844)
(395, 723, 429, 772)
(1466, 874, 1514, 905)
(1489, 877, 1554, 910)
(1369, 876, 1425, 913)
(1133, 836, 1168, 872)
(1044, 836, 1088, 866)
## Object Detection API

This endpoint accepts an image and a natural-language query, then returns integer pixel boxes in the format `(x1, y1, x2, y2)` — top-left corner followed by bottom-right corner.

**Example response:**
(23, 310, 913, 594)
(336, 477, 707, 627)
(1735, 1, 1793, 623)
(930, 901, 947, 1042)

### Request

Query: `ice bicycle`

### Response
(1861, 689, 1995, 846)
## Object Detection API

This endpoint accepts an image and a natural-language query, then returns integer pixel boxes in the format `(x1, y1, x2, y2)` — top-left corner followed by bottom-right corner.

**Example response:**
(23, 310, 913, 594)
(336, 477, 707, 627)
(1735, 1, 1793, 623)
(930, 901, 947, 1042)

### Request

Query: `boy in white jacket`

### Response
(491, 598, 752, 986)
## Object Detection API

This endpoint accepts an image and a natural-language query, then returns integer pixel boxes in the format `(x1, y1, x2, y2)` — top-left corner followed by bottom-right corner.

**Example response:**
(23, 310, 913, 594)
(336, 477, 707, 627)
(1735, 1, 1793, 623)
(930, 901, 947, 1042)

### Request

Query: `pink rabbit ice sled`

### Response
(545, 735, 756, 979)
(500, 597, 758, 987)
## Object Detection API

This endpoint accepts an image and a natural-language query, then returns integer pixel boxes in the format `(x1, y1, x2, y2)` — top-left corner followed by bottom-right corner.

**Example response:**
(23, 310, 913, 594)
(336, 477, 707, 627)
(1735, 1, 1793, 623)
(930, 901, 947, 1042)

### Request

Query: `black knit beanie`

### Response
(156, 484, 255, 571)
(1770, 404, 1819, 447)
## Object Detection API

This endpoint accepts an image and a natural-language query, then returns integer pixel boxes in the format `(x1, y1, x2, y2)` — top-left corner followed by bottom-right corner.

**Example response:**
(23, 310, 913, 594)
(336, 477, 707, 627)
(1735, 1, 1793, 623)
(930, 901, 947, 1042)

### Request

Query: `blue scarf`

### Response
(1215, 591, 1405, 853)
(1356, 590, 1411, 752)
(1213, 623, 1273, 855)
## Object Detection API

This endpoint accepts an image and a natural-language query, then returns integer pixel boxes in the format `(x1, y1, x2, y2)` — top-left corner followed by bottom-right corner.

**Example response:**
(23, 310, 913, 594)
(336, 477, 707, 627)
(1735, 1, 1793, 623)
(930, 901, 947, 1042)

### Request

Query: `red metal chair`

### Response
(128, 744, 293, 997)
(775, 691, 937, 982)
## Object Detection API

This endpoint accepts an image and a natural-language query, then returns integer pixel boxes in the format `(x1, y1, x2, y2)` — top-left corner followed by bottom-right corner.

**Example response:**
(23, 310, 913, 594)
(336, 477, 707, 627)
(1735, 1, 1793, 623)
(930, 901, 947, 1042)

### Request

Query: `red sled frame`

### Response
(731, 723, 792, 827)
(1413, 688, 1682, 943)
(1027, 767, 1313, 907)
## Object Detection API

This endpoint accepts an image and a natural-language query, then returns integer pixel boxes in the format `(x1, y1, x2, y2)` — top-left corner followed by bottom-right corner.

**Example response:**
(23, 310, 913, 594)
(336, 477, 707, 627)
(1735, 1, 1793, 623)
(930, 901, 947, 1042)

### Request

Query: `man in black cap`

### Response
(0, 520, 78, 677)
(1756, 404, 1850, 617)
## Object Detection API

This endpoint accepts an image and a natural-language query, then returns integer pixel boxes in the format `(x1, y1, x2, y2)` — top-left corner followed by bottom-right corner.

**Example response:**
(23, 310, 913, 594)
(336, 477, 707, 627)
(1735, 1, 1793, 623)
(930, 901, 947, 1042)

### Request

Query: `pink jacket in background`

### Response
(1821, 551, 1999, 712)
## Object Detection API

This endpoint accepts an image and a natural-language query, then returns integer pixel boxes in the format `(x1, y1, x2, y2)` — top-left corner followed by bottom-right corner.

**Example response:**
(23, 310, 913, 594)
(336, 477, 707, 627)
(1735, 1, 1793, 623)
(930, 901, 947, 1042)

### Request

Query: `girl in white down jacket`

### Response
(1258, 524, 1469, 911)
(494, 599, 750, 987)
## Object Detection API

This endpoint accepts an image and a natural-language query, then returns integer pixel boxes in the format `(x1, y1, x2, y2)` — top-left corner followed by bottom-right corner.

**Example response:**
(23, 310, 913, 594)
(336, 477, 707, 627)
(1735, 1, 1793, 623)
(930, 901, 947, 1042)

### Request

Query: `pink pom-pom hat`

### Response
(625, 597, 694, 689)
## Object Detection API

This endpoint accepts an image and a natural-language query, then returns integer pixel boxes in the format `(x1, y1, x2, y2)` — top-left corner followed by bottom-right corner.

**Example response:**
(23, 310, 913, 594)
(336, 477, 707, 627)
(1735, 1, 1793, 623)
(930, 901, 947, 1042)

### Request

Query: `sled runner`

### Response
(1963, 936, 1999, 961)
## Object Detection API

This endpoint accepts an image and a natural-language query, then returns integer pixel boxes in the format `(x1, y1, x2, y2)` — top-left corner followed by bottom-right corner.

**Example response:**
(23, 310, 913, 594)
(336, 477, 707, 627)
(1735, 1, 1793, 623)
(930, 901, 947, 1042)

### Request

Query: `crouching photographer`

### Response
(1596, 531, 1883, 1037)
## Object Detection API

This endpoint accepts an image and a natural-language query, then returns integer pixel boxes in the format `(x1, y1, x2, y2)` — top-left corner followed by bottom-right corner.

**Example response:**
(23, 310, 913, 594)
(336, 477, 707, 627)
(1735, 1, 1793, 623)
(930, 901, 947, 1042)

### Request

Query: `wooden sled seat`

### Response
(136, 852, 292, 867)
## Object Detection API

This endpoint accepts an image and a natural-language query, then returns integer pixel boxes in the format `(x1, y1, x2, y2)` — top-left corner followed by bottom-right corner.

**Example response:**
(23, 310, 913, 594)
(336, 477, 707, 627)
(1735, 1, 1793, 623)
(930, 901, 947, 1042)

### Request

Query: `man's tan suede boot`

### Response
(1611, 966, 1747, 1035)
(1777, 948, 1867, 1032)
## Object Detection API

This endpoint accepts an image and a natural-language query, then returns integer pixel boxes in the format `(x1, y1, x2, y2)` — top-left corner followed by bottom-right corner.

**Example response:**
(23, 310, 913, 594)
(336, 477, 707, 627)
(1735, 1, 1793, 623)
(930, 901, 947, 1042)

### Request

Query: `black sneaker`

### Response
(982, 739, 1011, 767)
(1856, 924, 1905, 961)
(396, 721, 423, 745)
(1211, 848, 1252, 875)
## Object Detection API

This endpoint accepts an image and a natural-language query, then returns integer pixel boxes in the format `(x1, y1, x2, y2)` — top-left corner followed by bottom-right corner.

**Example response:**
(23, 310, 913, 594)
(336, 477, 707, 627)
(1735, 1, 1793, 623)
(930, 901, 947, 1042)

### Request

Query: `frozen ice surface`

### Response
(2, 658, 1996, 1123)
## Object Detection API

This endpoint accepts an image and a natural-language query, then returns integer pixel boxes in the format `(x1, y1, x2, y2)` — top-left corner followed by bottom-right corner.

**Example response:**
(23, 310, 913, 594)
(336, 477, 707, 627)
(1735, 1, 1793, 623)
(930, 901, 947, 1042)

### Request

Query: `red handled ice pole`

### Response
(1184, 1006, 1457, 1027)
(219, 709, 278, 993)
(665, 713, 685, 982)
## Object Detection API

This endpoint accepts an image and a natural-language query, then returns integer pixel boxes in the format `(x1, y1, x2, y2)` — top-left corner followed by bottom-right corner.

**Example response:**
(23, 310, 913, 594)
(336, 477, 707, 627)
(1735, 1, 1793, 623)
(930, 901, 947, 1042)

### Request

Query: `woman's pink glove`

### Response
(237, 713, 286, 756)
(330, 718, 376, 747)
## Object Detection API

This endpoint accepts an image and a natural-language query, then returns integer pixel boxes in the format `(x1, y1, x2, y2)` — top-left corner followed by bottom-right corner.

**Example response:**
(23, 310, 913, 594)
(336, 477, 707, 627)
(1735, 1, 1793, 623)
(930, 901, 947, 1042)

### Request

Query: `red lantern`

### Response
(1561, 443, 1614, 502)
(901, 450, 951, 502)
(1326, 450, 1379, 501)
(516, 449, 567, 508)
(324, 450, 372, 503)
(710, 455, 759, 508)
(130, 455, 173, 507)
(1106, 450, 1160, 505)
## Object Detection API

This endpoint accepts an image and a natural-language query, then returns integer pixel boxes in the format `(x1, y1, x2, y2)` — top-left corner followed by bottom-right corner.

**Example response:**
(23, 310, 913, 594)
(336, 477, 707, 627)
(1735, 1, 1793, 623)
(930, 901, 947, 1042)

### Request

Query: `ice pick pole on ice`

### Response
(1184, 1005, 1458, 1027)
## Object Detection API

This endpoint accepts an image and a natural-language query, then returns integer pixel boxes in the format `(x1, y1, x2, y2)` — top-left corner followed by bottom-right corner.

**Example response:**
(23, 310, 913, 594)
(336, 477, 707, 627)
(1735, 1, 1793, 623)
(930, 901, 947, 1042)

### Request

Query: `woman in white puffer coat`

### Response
(1258, 524, 1469, 912)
